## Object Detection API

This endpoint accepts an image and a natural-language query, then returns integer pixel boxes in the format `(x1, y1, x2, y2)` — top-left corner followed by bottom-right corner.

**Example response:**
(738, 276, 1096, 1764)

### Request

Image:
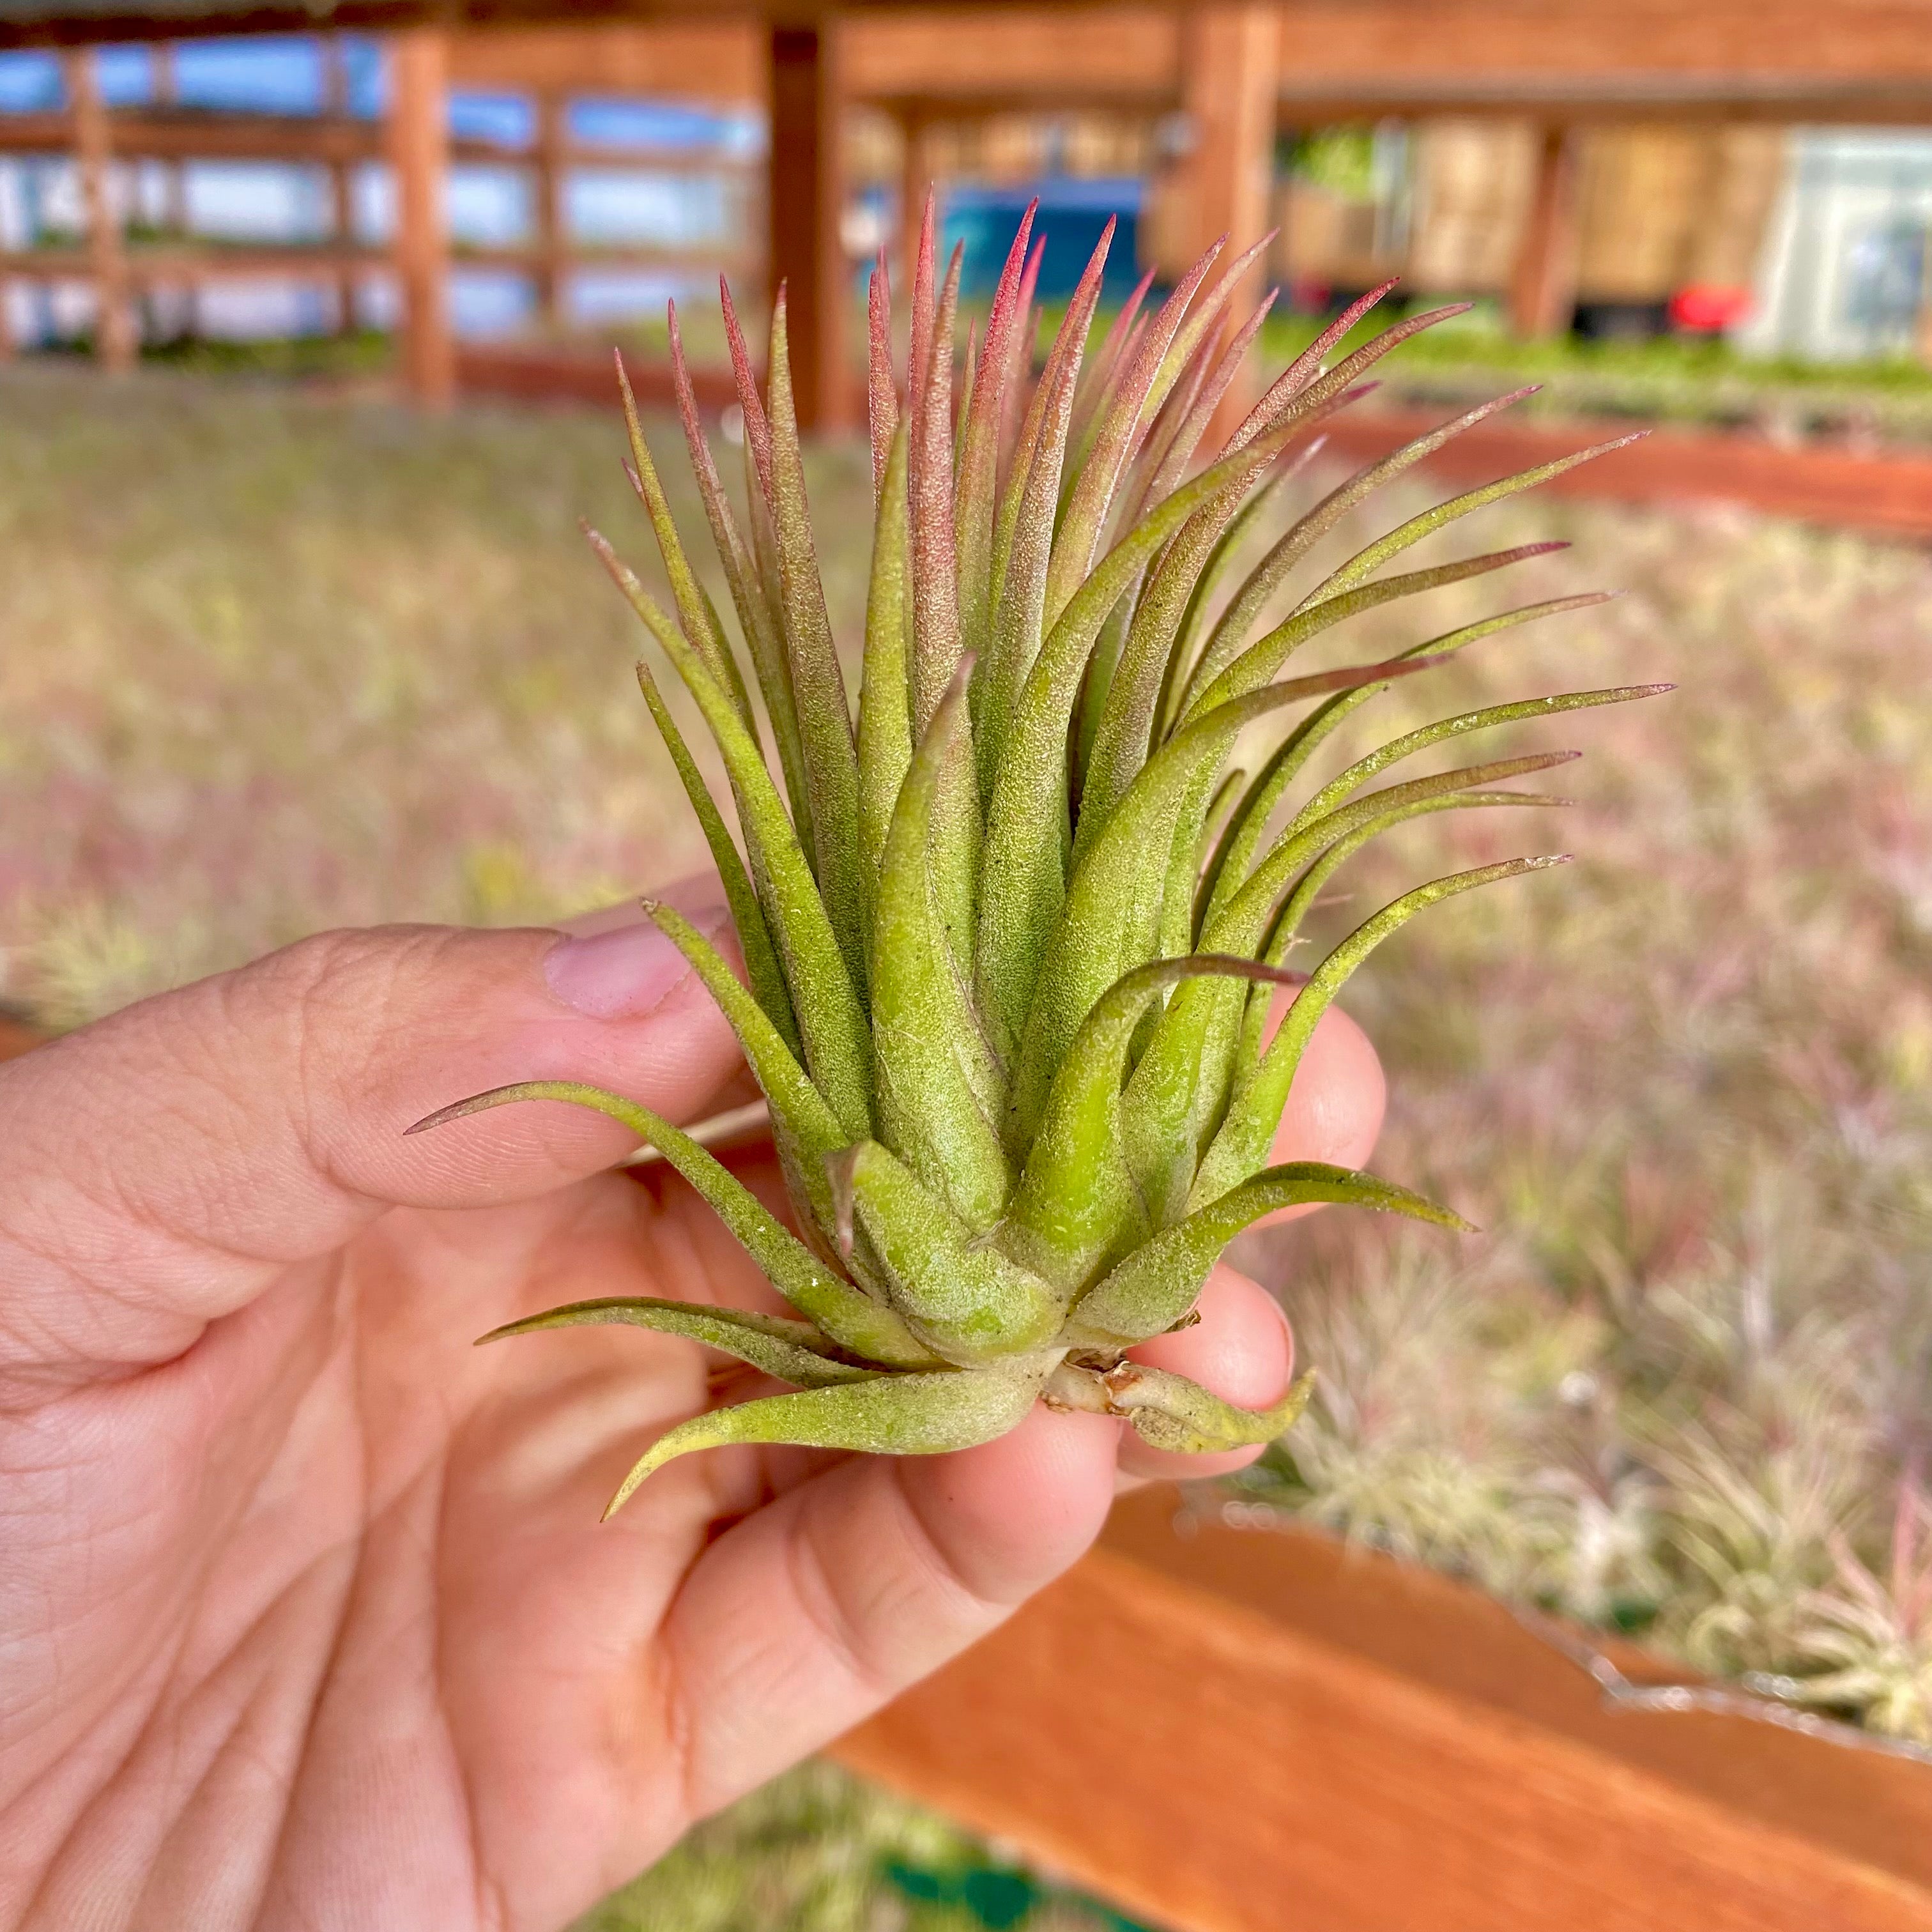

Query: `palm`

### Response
(1, 919, 1348, 1932)
(16, 1147, 862, 1930)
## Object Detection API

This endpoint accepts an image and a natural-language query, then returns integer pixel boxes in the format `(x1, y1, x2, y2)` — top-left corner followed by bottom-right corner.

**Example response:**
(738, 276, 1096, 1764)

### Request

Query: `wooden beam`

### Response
(532, 88, 565, 332)
(838, 1487, 1932, 1932)
(1508, 123, 1581, 339)
(845, 6, 1180, 109)
(1272, 2, 1932, 85)
(1176, 4, 1280, 438)
(767, 22, 854, 434)
(896, 106, 936, 294)
(389, 27, 454, 410)
(65, 49, 135, 373)
(322, 34, 358, 334)
(0, 243, 393, 279)
(447, 20, 763, 100)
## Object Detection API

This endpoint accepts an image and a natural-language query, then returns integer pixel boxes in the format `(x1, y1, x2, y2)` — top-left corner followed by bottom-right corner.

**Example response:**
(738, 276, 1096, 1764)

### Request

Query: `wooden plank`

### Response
(1272, 1, 1932, 85)
(1508, 125, 1581, 338)
(1271, 77, 1932, 127)
(0, 108, 385, 162)
(1284, 401, 1932, 539)
(389, 27, 454, 410)
(844, 6, 1179, 108)
(0, 245, 390, 279)
(0, 112, 764, 167)
(455, 340, 737, 410)
(767, 21, 853, 433)
(531, 87, 565, 330)
(455, 242, 759, 274)
(64, 48, 135, 373)
(446, 20, 764, 100)
(7, 0, 1924, 78)
(837, 1487, 1932, 1932)
(897, 106, 936, 291)
(321, 34, 357, 334)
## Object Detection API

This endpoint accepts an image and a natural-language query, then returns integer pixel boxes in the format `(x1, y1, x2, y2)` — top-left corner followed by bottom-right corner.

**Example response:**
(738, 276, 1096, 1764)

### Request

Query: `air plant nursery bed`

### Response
(839, 1485, 1932, 1932)
(3, 364, 1930, 1929)
(1316, 401, 1932, 542)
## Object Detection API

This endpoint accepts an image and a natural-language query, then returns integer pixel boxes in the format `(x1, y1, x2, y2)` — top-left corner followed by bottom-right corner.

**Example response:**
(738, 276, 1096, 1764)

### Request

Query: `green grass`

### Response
(4, 359, 1930, 1915)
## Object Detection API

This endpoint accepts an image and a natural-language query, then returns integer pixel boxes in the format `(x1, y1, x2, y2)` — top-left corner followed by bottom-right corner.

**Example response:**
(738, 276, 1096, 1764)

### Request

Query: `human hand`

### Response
(0, 880, 1382, 1931)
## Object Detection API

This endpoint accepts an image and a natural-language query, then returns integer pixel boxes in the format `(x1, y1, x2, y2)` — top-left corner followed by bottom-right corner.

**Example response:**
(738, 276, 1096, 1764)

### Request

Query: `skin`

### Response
(0, 881, 1383, 1932)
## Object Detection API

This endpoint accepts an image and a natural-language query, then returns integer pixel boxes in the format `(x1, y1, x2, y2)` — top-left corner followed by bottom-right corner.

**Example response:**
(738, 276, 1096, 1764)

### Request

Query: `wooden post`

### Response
(1177, 4, 1281, 440)
(389, 28, 453, 408)
(66, 49, 136, 374)
(767, 22, 854, 433)
(323, 35, 357, 335)
(898, 104, 937, 291)
(1508, 123, 1582, 340)
(532, 89, 565, 334)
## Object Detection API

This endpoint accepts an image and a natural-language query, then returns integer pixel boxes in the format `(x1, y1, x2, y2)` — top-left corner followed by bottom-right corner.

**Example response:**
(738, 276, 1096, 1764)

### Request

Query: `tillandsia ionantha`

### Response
(412, 197, 1666, 1519)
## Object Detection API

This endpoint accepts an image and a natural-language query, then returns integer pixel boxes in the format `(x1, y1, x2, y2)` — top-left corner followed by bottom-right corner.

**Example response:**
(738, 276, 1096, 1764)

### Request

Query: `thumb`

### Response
(0, 882, 744, 1386)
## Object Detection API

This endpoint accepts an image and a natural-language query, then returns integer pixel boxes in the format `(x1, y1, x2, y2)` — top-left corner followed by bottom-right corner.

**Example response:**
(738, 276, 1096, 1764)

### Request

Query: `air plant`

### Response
(413, 199, 1662, 1518)
(1788, 1480, 1932, 1744)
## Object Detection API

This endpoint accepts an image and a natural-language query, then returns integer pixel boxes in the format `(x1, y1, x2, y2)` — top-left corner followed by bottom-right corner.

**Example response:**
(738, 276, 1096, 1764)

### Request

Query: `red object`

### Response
(1671, 284, 1754, 332)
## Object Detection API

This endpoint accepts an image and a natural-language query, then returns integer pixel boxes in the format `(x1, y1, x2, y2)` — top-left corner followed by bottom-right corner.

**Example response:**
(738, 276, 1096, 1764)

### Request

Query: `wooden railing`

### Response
(0, 42, 761, 392)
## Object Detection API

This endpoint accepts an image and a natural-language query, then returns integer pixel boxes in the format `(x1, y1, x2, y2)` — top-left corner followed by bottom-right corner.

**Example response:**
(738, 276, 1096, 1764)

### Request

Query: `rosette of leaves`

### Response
(415, 201, 1664, 1517)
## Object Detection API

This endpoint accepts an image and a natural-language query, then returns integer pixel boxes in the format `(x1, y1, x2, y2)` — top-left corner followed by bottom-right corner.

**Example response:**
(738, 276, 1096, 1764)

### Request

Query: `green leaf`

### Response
(1121, 751, 1568, 1226)
(760, 289, 871, 998)
(1076, 459, 1266, 853)
(1298, 430, 1646, 611)
(1177, 386, 1539, 717)
(976, 218, 1116, 808)
(1122, 287, 1276, 525)
(1011, 654, 1438, 1149)
(643, 902, 864, 1238)
(1102, 1363, 1316, 1454)
(1207, 751, 1580, 957)
(866, 255, 898, 502)
(1062, 259, 1152, 479)
(909, 245, 965, 733)
(405, 1079, 933, 1365)
(870, 661, 1013, 1231)
(1069, 1161, 1469, 1347)
(666, 302, 813, 851)
(1188, 542, 1567, 724)
(1002, 954, 1303, 1296)
(1227, 788, 1567, 1088)
(1193, 857, 1571, 1204)
(602, 1363, 1045, 1516)
(904, 246, 983, 969)
(857, 425, 915, 889)
(827, 1141, 1061, 1363)
(588, 531, 875, 1138)
(1045, 241, 1225, 629)
(955, 202, 1037, 669)
(478, 1296, 881, 1388)
(1287, 682, 1671, 839)
(615, 351, 756, 733)
(1199, 592, 1613, 923)
(632, 657, 799, 1057)
(976, 414, 1314, 1048)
